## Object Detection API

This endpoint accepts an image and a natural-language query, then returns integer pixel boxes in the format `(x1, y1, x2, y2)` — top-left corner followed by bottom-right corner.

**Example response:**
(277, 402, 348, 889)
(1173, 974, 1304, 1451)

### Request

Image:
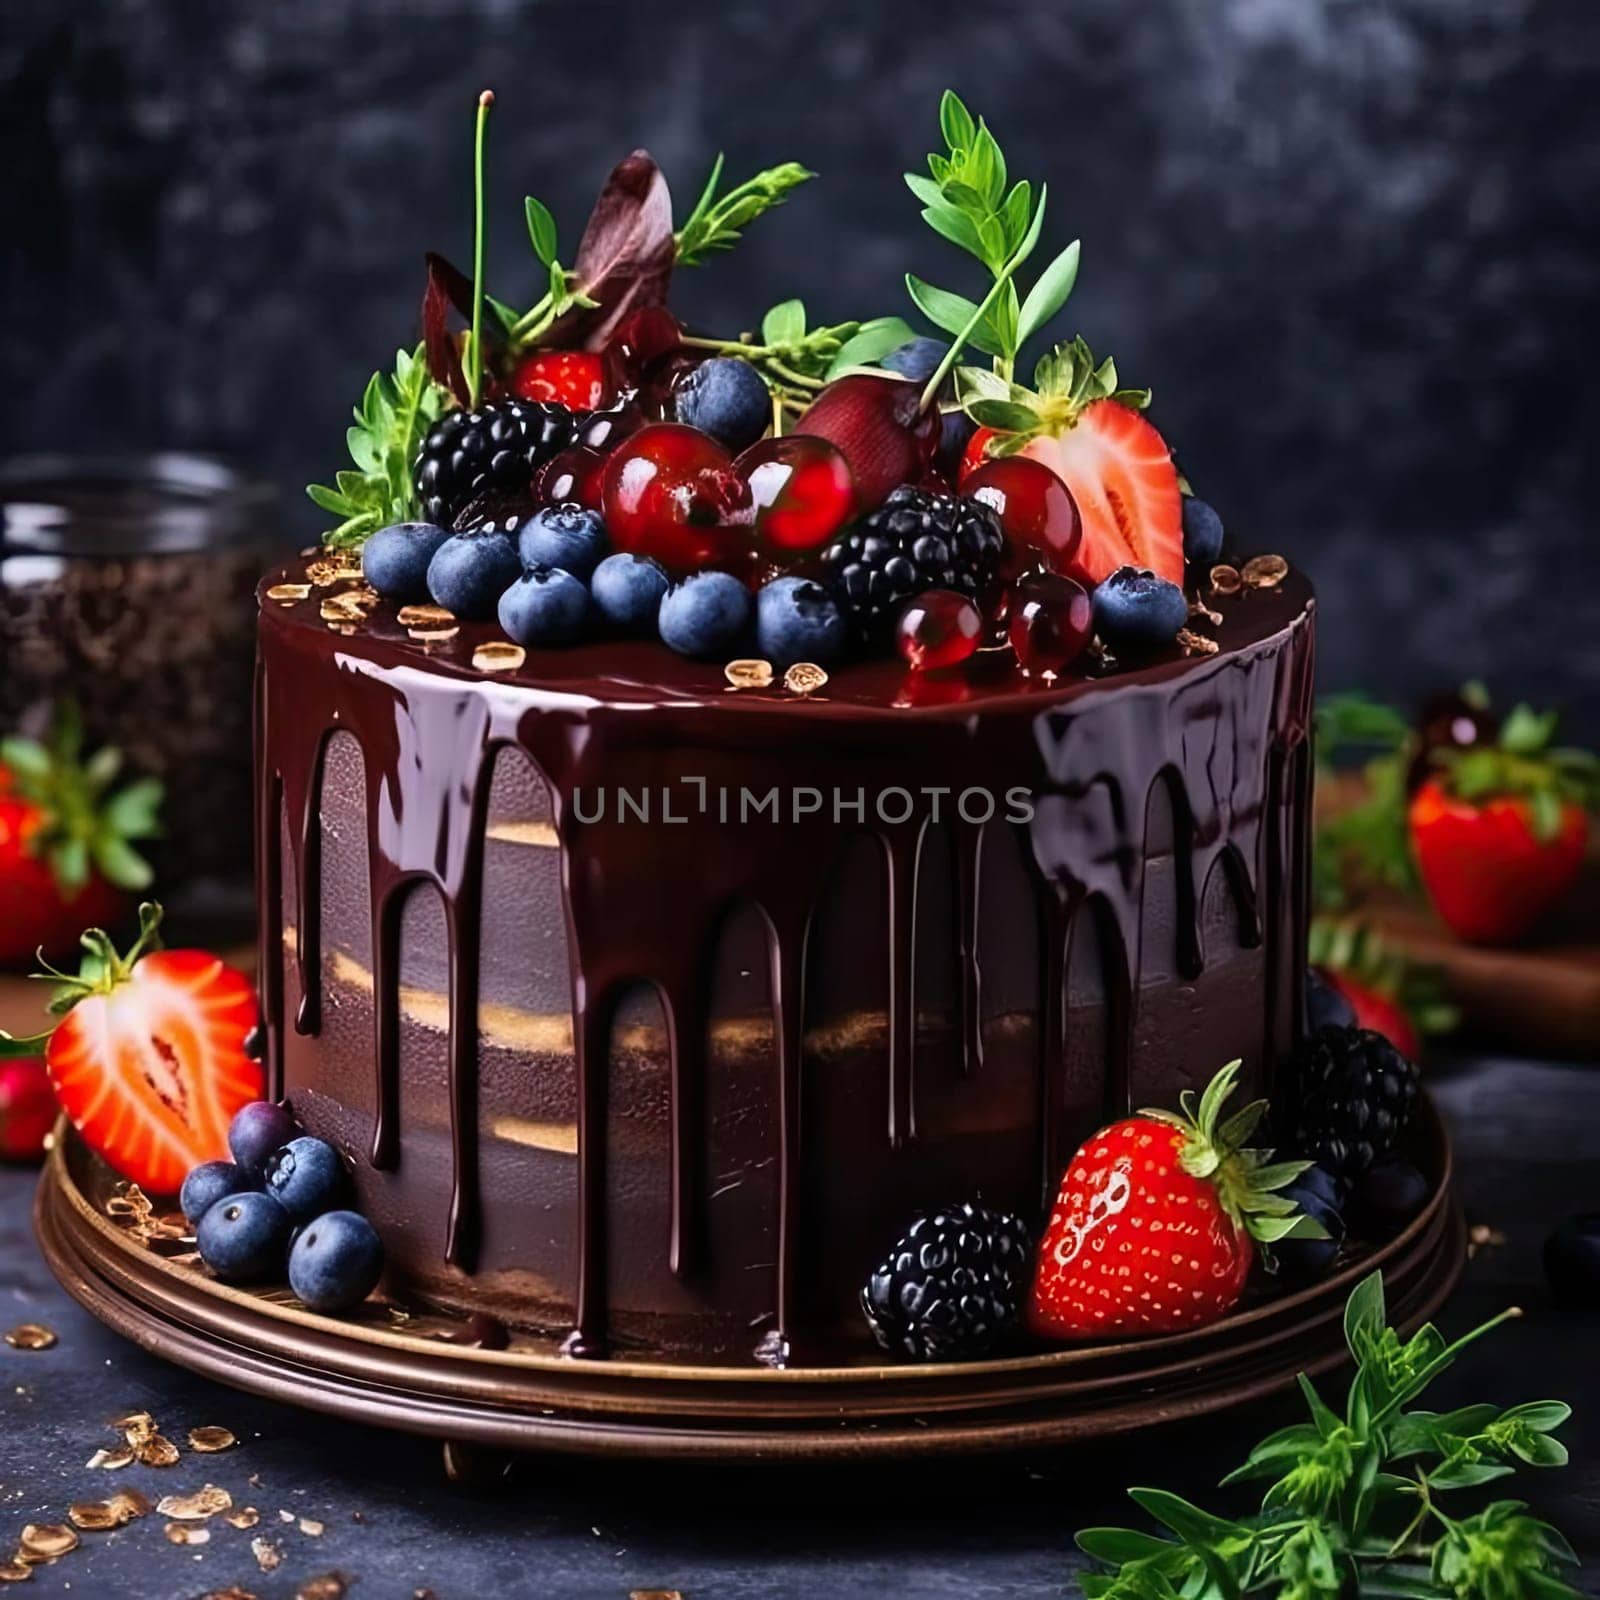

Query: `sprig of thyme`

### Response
(1076, 1272, 1581, 1600)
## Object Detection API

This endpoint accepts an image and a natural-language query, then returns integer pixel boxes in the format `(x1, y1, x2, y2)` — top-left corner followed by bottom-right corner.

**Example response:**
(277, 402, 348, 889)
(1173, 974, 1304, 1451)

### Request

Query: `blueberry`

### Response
(1091, 567, 1188, 653)
(938, 409, 976, 474)
(179, 1160, 252, 1227)
(591, 552, 669, 632)
(288, 1209, 385, 1314)
(1273, 1172, 1346, 1282)
(497, 564, 592, 647)
(1350, 1158, 1430, 1238)
(516, 503, 609, 580)
(1306, 967, 1358, 1033)
(426, 528, 521, 620)
(755, 576, 847, 668)
(360, 521, 452, 603)
(263, 1135, 347, 1223)
(196, 1190, 292, 1283)
(882, 337, 949, 387)
(1182, 498, 1225, 567)
(1545, 1213, 1600, 1309)
(228, 1101, 299, 1178)
(674, 358, 771, 453)
(658, 571, 753, 659)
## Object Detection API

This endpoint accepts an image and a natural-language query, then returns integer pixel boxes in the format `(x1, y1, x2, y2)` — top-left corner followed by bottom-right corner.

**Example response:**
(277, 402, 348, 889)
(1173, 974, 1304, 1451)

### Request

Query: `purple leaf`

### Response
(422, 252, 471, 405)
(551, 150, 675, 351)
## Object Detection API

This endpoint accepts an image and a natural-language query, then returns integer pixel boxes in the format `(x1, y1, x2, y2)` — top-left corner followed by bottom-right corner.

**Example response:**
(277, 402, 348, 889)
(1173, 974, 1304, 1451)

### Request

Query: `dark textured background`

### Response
(3, 0, 1598, 729)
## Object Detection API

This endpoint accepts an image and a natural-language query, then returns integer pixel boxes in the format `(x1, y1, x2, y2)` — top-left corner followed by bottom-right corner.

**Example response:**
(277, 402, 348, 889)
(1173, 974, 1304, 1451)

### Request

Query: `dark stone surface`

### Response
(3, 1052, 1598, 1598)
(2, 0, 1598, 732)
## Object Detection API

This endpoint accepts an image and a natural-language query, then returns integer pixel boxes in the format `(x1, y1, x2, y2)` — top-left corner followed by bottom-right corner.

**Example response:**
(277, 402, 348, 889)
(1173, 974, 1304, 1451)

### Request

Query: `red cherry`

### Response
(576, 398, 646, 454)
(602, 307, 683, 392)
(965, 456, 1084, 582)
(737, 435, 858, 558)
(960, 426, 1000, 482)
(0, 1058, 56, 1164)
(796, 375, 941, 510)
(1008, 572, 1093, 676)
(896, 589, 984, 672)
(532, 445, 608, 511)
(601, 423, 755, 575)
(510, 349, 608, 410)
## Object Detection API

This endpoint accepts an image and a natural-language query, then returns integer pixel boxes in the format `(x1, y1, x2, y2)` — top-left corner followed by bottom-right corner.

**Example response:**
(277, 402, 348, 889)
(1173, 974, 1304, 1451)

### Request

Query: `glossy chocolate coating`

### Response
(256, 562, 1315, 1365)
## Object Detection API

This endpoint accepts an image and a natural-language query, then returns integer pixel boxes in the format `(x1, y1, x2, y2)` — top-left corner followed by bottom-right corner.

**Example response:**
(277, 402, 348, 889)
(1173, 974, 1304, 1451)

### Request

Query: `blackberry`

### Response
(861, 1202, 1031, 1361)
(413, 398, 576, 528)
(1287, 1026, 1418, 1179)
(820, 485, 1003, 644)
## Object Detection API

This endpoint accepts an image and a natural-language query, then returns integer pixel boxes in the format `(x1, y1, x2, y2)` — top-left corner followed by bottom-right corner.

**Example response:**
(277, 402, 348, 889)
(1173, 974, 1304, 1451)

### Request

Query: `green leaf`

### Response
(761, 298, 807, 347)
(999, 180, 1032, 253)
(674, 159, 813, 267)
(905, 274, 983, 338)
(967, 399, 1043, 432)
(1429, 1459, 1516, 1490)
(922, 203, 988, 261)
(1075, 1528, 1183, 1565)
(904, 172, 947, 210)
(102, 778, 163, 839)
(1528, 786, 1563, 842)
(91, 835, 153, 892)
(1127, 1488, 1247, 1548)
(1299, 1372, 1344, 1439)
(1344, 1271, 1386, 1361)
(1498, 1402, 1572, 1434)
(50, 836, 89, 893)
(1016, 239, 1081, 347)
(524, 195, 558, 265)
(825, 317, 917, 378)
(0, 739, 51, 783)
(939, 89, 976, 152)
(1500, 703, 1558, 755)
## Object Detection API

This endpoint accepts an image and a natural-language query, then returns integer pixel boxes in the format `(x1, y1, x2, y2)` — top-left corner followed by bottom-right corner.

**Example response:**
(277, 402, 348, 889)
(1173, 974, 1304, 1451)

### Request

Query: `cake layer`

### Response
(255, 564, 1315, 1364)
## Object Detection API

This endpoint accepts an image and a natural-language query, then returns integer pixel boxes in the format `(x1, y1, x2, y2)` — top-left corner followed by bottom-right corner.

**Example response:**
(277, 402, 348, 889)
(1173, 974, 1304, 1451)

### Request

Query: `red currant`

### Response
(896, 589, 984, 672)
(601, 423, 754, 575)
(737, 435, 857, 558)
(965, 456, 1084, 582)
(1008, 572, 1093, 676)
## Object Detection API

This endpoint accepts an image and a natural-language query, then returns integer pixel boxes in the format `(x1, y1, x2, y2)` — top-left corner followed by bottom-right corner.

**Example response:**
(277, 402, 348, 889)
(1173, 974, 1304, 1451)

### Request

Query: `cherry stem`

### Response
(468, 90, 494, 409)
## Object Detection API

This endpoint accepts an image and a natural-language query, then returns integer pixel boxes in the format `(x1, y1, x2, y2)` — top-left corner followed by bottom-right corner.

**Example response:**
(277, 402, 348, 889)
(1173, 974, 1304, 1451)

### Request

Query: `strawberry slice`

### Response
(1014, 402, 1182, 586)
(14, 904, 262, 1194)
(510, 349, 607, 411)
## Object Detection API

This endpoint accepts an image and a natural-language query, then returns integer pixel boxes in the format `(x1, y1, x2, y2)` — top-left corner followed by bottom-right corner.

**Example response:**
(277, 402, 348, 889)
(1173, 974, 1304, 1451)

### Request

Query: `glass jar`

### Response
(0, 454, 283, 925)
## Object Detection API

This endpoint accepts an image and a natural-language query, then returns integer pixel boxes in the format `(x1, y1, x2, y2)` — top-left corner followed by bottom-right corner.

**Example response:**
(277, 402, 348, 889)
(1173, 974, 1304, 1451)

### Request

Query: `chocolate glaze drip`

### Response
(256, 568, 1315, 1364)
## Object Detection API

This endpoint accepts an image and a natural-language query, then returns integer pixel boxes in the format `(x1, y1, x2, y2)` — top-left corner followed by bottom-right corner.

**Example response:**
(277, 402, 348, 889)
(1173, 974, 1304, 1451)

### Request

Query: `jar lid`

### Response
(0, 453, 278, 557)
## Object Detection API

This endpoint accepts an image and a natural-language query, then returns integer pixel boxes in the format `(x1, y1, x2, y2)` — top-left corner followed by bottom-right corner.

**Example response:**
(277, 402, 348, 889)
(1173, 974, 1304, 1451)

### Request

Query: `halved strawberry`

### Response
(510, 349, 607, 410)
(8, 904, 262, 1194)
(1015, 402, 1183, 586)
(957, 338, 1183, 585)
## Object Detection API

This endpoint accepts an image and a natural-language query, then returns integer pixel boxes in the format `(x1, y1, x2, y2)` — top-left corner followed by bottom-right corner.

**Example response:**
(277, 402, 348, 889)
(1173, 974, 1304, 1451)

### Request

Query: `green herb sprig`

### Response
(674, 156, 814, 267)
(904, 91, 1082, 388)
(1075, 1272, 1581, 1600)
(305, 345, 446, 548)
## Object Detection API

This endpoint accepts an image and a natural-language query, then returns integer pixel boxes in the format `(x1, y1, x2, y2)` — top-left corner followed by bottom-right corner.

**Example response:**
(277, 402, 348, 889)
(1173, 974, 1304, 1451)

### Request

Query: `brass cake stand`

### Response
(35, 1098, 1465, 1463)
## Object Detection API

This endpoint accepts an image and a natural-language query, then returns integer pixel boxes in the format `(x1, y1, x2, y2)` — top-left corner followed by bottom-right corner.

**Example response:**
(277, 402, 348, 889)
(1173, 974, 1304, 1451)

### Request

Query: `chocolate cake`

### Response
(252, 88, 1329, 1366)
(255, 563, 1314, 1364)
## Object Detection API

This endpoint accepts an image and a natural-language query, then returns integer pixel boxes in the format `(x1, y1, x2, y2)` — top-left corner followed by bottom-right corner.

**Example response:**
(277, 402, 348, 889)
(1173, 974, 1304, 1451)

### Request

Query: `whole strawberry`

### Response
(1030, 1060, 1321, 1340)
(1408, 702, 1595, 945)
(0, 706, 162, 967)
